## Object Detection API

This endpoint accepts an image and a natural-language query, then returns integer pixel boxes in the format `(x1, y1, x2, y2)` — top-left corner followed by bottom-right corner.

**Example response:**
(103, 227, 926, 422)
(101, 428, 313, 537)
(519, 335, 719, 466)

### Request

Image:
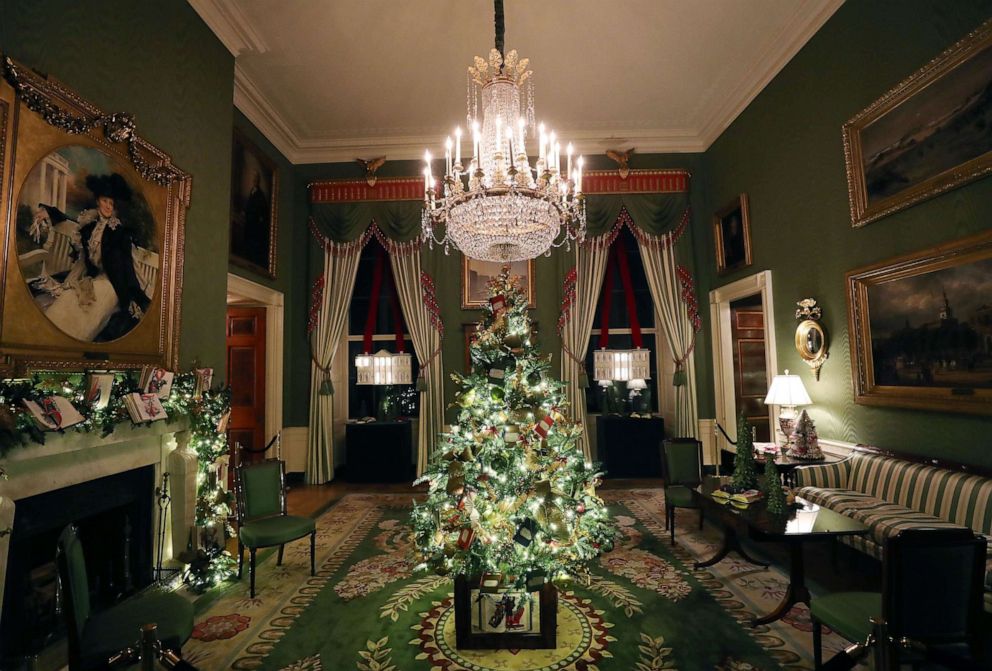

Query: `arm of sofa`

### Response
(794, 457, 852, 489)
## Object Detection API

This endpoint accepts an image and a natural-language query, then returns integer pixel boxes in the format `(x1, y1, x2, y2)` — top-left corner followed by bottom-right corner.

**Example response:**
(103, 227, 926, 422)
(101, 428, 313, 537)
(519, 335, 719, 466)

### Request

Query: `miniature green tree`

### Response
(731, 414, 759, 491)
(763, 459, 787, 514)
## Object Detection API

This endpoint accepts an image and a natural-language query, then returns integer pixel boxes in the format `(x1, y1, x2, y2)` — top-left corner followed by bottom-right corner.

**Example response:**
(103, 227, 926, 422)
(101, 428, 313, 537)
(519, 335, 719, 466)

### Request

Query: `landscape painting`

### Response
(847, 230, 992, 415)
(461, 257, 534, 308)
(843, 19, 992, 227)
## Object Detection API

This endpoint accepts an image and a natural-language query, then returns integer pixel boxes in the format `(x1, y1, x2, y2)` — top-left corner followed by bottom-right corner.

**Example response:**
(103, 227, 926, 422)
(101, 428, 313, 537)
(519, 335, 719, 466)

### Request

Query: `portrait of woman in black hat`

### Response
(18, 147, 158, 342)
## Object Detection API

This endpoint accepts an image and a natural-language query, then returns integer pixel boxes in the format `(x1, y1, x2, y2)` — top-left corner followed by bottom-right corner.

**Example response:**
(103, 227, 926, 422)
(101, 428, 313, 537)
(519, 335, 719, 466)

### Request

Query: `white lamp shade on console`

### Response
(763, 369, 811, 410)
(593, 348, 651, 382)
(355, 349, 413, 385)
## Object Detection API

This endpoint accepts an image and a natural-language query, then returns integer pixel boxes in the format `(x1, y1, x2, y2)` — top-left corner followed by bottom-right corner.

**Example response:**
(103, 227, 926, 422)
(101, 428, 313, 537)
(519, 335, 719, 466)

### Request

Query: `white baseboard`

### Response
(281, 426, 308, 474)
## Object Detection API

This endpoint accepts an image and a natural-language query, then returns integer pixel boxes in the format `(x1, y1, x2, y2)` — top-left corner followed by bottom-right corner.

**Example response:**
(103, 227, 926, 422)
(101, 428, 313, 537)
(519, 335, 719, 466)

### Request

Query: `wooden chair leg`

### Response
(662, 494, 668, 530)
(812, 618, 822, 670)
(277, 544, 285, 566)
(310, 531, 316, 576)
(250, 548, 257, 598)
(237, 542, 244, 579)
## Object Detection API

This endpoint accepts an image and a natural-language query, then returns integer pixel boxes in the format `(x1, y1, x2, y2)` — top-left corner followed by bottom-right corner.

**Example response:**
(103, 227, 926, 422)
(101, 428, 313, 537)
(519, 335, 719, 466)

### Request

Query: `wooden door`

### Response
(730, 300, 771, 442)
(226, 307, 266, 468)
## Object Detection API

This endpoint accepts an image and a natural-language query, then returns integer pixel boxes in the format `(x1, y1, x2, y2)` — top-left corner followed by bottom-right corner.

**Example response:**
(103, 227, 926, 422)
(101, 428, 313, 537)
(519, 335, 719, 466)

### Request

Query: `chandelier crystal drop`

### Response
(422, 5, 586, 262)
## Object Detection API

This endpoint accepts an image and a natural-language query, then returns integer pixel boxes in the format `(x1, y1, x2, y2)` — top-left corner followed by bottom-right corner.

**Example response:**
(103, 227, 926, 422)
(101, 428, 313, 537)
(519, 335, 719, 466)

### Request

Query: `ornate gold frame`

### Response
(846, 230, 992, 415)
(0, 58, 189, 372)
(230, 127, 278, 279)
(713, 193, 752, 274)
(460, 257, 535, 309)
(795, 298, 828, 380)
(842, 19, 992, 228)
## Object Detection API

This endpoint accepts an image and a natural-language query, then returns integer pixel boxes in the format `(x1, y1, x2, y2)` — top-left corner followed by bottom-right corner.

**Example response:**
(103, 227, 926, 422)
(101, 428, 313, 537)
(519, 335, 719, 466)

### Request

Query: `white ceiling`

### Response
(190, 0, 843, 164)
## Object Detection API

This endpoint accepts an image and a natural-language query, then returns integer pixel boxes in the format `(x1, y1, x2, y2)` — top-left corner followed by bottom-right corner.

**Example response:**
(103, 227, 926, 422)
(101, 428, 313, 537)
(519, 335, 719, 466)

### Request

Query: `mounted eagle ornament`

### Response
(356, 156, 387, 187)
(605, 147, 635, 180)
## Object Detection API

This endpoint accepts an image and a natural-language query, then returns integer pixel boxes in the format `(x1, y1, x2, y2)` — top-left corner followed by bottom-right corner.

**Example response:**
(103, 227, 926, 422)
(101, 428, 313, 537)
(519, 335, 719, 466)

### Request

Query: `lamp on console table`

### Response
(763, 369, 811, 451)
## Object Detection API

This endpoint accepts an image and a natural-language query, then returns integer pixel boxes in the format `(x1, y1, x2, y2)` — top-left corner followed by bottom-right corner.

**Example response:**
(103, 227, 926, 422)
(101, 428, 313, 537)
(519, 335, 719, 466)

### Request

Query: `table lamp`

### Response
(763, 369, 811, 447)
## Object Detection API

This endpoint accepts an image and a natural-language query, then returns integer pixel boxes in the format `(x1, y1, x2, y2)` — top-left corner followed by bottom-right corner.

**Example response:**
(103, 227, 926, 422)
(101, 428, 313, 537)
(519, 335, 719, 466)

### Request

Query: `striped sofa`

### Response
(795, 446, 992, 610)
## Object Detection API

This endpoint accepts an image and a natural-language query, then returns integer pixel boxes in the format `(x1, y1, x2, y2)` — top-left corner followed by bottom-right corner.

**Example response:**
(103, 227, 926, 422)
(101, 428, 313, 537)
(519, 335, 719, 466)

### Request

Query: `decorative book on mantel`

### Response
(124, 392, 168, 423)
(22, 396, 84, 431)
(140, 366, 174, 400)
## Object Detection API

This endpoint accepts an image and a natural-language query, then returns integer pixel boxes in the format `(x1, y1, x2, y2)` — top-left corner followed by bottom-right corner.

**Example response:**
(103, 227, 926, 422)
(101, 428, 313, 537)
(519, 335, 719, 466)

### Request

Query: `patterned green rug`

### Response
(185, 490, 848, 670)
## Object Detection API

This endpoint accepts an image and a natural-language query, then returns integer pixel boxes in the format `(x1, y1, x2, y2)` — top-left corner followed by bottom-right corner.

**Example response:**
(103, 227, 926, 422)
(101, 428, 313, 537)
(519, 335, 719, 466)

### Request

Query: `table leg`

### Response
(694, 522, 770, 569)
(751, 541, 810, 627)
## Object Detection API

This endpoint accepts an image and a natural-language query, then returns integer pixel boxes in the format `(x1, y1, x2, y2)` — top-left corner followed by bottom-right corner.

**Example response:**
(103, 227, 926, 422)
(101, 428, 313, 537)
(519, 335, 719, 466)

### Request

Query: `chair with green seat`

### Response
(56, 524, 194, 671)
(660, 438, 704, 545)
(234, 458, 316, 598)
(811, 527, 986, 670)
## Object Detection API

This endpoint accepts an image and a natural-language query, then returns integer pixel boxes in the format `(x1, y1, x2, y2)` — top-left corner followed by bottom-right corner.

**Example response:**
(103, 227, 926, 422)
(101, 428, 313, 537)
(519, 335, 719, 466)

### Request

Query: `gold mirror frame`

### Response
(795, 299, 827, 380)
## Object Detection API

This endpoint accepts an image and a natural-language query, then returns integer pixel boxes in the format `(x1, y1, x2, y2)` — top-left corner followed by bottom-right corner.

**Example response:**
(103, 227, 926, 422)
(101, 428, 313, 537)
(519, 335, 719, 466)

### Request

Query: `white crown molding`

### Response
(234, 64, 302, 161)
(188, 0, 269, 56)
(696, 0, 844, 148)
(227, 0, 842, 164)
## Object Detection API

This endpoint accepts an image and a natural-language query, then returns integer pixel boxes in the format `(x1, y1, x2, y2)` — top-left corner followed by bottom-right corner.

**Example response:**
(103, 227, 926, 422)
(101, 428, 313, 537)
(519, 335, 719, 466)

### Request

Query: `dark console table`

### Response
(345, 420, 414, 482)
(596, 415, 665, 478)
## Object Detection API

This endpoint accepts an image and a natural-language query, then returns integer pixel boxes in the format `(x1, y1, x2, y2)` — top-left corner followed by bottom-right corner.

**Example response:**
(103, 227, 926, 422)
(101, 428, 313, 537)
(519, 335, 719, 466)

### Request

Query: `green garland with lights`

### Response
(411, 268, 616, 590)
(0, 369, 235, 592)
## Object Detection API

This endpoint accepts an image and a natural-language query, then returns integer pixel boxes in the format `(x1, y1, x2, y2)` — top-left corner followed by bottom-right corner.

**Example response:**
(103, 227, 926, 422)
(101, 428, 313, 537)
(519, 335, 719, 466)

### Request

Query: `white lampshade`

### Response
(593, 348, 651, 382)
(356, 349, 412, 385)
(763, 369, 811, 407)
(626, 378, 647, 390)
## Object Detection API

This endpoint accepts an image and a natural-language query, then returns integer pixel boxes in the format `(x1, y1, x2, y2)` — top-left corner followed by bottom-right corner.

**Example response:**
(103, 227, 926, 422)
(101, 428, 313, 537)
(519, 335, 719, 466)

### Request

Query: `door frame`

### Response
(226, 274, 283, 454)
(709, 270, 778, 452)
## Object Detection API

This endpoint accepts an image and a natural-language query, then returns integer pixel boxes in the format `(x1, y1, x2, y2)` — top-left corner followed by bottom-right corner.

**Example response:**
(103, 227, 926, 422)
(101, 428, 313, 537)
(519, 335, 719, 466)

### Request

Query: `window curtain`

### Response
(580, 194, 700, 439)
(306, 228, 366, 484)
(635, 215, 701, 438)
(558, 243, 610, 460)
(388, 244, 444, 475)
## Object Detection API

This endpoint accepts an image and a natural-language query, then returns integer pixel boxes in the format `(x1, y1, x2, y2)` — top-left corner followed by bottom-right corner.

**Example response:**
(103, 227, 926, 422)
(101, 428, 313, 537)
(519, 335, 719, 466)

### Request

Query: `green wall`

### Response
(0, 0, 234, 375)
(701, 0, 992, 466)
(230, 111, 311, 426)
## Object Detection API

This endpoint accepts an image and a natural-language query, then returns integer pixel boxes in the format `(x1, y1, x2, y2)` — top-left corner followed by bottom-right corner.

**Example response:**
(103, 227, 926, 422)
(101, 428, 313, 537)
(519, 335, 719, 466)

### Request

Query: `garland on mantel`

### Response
(0, 370, 235, 592)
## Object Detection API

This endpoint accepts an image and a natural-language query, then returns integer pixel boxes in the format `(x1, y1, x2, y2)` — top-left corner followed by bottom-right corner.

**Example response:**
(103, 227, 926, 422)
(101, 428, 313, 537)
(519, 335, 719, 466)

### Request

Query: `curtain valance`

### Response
(309, 200, 424, 243)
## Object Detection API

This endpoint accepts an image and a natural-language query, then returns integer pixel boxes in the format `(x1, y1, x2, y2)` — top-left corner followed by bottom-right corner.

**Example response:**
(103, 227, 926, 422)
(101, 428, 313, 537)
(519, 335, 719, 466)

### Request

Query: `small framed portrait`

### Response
(713, 193, 752, 274)
(461, 257, 535, 309)
(230, 128, 278, 278)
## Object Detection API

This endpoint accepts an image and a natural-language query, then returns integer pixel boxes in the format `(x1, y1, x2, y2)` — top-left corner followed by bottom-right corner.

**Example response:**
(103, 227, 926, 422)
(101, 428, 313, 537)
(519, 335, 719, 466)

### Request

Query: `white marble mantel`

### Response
(0, 419, 197, 621)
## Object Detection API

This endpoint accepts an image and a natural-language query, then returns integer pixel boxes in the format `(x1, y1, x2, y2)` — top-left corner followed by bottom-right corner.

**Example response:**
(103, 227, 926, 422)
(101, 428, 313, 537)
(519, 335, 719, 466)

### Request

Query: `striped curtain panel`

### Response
(389, 247, 444, 475)
(637, 237, 699, 438)
(306, 239, 364, 484)
(559, 243, 610, 460)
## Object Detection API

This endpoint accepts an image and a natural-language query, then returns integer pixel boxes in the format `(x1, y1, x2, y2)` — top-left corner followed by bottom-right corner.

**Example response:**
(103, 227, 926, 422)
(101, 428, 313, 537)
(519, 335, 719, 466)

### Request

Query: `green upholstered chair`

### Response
(811, 527, 986, 670)
(661, 438, 704, 545)
(234, 458, 316, 598)
(56, 524, 194, 671)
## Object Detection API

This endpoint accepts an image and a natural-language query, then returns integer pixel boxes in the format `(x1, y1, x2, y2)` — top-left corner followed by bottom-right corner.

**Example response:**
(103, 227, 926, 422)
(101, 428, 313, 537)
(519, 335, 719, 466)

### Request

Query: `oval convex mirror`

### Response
(795, 299, 828, 380)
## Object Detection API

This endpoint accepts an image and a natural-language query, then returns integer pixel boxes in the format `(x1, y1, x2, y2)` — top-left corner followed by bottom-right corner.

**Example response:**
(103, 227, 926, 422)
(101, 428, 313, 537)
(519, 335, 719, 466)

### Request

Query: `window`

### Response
(346, 241, 419, 420)
(585, 227, 660, 414)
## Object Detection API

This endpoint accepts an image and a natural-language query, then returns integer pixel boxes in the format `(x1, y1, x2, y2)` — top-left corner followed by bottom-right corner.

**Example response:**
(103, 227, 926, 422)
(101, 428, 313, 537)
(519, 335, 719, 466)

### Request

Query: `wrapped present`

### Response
(504, 425, 521, 443)
(479, 573, 503, 593)
(489, 294, 507, 314)
(457, 526, 476, 550)
(534, 414, 555, 438)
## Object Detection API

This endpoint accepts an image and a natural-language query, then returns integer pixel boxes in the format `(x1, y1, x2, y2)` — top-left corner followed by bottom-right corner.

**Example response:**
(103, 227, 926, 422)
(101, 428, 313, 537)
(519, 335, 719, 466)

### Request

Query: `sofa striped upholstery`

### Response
(795, 449, 992, 610)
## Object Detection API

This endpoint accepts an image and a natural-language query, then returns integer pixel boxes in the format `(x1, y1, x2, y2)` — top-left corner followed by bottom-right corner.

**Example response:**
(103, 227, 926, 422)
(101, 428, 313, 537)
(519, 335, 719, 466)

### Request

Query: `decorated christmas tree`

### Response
(762, 459, 787, 514)
(412, 268, 615, 588)
(731, 414, 759, 491)
(789, 409, 823, 460)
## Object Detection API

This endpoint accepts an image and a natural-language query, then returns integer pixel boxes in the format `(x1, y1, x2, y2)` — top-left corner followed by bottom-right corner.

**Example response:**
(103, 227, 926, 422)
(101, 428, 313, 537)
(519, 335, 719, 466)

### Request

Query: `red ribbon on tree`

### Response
(597, 241, 643, 348)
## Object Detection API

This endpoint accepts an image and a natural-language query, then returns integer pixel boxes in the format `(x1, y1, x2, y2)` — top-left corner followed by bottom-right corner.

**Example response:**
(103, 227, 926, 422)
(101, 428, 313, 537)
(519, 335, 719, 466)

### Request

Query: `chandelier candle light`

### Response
(422, 1, 586, 262)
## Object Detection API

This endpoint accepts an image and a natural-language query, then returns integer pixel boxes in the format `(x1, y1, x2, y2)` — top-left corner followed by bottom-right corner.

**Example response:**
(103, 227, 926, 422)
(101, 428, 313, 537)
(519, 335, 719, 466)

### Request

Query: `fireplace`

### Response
(0, 466, 155, 665)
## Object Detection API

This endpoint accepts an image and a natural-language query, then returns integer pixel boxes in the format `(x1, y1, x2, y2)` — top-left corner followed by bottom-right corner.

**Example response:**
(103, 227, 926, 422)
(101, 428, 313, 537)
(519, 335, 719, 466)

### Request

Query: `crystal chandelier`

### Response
(421, 1, 586, 262)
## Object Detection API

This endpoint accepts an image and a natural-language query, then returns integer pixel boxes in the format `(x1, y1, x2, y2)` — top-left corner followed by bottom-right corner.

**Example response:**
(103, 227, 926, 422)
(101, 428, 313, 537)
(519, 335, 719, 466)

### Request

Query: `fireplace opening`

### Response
(1, 466, 155, 666)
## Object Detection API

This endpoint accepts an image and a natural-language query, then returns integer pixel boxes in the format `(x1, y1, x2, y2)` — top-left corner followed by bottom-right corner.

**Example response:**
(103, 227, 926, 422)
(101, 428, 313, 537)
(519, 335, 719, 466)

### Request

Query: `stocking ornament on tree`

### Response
(412, 267, 615, 592)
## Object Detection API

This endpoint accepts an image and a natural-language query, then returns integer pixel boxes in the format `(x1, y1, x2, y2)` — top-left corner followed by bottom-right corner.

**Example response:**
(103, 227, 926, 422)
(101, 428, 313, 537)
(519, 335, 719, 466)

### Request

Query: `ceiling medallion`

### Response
(421, 1, 586, 262)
